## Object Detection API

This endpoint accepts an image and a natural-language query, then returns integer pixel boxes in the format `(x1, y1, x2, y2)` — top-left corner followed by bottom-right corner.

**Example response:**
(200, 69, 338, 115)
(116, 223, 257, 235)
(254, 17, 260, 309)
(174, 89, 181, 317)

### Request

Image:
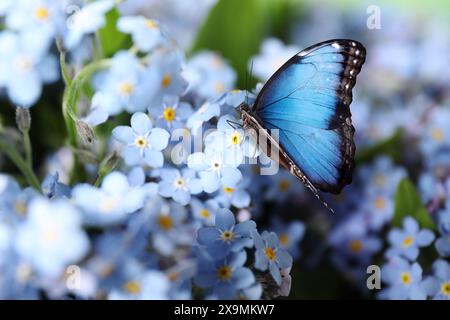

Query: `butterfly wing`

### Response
(253, 39, 365, 193)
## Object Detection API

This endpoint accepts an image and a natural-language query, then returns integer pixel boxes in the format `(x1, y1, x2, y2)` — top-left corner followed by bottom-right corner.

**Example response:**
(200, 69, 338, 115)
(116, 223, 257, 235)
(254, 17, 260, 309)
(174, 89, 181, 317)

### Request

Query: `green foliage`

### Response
(356, 129, 403, 164)
(191, 0, 300, 88)
(393, 178, 435, 230)
(97, 8, 130, 58)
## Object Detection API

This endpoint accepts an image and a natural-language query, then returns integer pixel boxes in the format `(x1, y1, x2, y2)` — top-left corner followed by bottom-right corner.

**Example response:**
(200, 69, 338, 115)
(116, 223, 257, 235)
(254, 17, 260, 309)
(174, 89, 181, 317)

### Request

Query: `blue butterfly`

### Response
(239, 39, 366, 211)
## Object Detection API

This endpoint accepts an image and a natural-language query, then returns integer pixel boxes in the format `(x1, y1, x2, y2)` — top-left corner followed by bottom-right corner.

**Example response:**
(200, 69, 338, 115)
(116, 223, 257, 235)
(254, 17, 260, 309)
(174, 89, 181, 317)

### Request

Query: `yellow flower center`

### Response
(431, 128, 444, 142)
(400, 272, 411, 285)
(134, 136, 148, 149)
(15, 56, 32, 72)
(402, 236, 414, 248)
(163, 107, 176, 122)
(35, 6, 50, 21)
(200, 209, 210, 218)
(349, 239, 363, 253)
(158, 215, 173, 231)
(14, 201, 27, 216)
(212, 161, 221, 171)
(264, 247, 277, 261)
(145, 19, 158, 29)
(168, 272, 179, 282)
(217, 265, 232, 281)
(214, 81, 225, 93)
(124, 281, 141, 294)
(220, 230, 235, 242)
(278, 179, 291, 192)
(279, 233, 289, 246)
(230, 132, 241, 145)
(100, 197, 117, 213)
(223, 187, 235, 194)
(174, 178, 185, 188)
(440, 282, 450, 296)
(161, 74, 171, 88)
(118, 81, 134, 96)
(374, 197, 386, 210)
(43, 229, 58, 242)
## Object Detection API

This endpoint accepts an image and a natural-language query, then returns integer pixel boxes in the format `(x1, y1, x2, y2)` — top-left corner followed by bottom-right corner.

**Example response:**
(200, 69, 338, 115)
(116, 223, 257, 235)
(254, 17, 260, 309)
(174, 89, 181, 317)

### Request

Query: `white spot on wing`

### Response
(332, 42, 340, 49)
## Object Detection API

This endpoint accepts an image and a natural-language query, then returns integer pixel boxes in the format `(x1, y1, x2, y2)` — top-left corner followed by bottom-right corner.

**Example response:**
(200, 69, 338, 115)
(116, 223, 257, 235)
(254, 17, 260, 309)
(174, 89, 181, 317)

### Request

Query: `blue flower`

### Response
(419, 108, 450, 157)
(0, 30, 58, 106)
(380, 255, 426, 300)
(146, 49, 188, 106)
(186, 101, 221, 136)
(251, 38, 299, 82)
(109, 270, 170, 300)
(252, 230, 293, 285)
(144, 197, 192, 256)
(86, 51, 157, 125)
(158, 168, 202, 205)
(435, 202, 450, 257)
(197, 208, 256, 259)
(188, 146, 242, 193)
(117, 16, 166, 52)
(73, 171, 147, 226)
(387, 216, 435, 261)
(235, 283, 263, 300)
(190, 198, 219, 226)
(205, 114, 260, 166)
(4, 0, 65, 44)
(149, 96, 193, 131)
(270, 219, 305, 259)
(194, 250, 255, 299)
(184, 51, 236, 99)
(41, 172, 71, 199)
(113, 112, 170, 168)
(64, 0, 115, 49)
(14, 197, 89, 277)
(215, 179, 251, 209)
(421, 259, 450, 300)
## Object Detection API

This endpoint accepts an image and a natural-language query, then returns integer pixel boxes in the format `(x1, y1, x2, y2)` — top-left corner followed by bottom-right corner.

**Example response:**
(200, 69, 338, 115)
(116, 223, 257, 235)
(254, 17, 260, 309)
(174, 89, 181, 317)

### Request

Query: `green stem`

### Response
(59, 50, 72, 86)
(23, 130, 32, 168)
(62, 59, 112, 149)
(0, 137, 41, 192)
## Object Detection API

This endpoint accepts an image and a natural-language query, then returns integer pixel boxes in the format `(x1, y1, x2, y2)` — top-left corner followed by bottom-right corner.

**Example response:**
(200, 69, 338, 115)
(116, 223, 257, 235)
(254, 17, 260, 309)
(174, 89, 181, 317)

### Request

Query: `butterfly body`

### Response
(239, 39, 366, 210)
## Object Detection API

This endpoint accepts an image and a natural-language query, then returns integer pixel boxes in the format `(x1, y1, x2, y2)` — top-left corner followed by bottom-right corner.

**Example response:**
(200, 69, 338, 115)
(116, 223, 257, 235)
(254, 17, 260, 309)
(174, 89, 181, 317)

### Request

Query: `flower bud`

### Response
(16, 107, 31, 132)
(75, 120, 95, 145)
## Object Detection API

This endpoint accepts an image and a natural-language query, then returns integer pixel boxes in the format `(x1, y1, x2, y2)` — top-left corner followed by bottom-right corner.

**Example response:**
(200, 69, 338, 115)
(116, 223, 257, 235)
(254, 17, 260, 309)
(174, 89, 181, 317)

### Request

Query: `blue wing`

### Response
(253, 39, 365, 193)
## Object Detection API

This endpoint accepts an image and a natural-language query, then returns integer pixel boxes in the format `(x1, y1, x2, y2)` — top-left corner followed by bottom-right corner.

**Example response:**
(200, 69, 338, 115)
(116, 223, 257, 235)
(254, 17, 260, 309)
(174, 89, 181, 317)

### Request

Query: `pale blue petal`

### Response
(149, 128, 170, 151)
(215, 209, 235, 230)
(233, 268, 255, 290)
(131, 112, 152, 134)
(416, 230, 435, 246)
(269, 262, 282, 285)
(113, 126, 134, 143)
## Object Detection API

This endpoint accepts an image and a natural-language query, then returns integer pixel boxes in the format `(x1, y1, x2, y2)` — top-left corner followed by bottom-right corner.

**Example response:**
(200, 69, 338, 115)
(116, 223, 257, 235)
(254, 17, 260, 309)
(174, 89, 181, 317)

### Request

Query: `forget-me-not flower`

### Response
(194, 250, 255, 299)
(73, 171, 146, 226)
(158, 168, 202, 205)
(387, 216, 435, 261)
(252, 230, 293, 285)
(113, 112, 170, 168)
(421, 259, 450, 300)
(15, 197, 90, 277)
(197, 208, 256, 259)
(117, 15, 166, 52)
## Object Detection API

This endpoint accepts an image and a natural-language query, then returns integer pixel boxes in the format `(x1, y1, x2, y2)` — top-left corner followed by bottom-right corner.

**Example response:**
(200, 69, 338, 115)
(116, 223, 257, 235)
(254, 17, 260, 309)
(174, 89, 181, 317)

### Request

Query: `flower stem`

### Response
(62, 59, 112, 149)
(0, 137, 41, 192)
(23, 130, 32, 168)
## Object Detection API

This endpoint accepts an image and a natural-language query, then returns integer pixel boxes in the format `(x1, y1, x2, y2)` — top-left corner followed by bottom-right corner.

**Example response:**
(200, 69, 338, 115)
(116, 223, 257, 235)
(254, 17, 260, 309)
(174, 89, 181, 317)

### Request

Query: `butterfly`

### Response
(238, 39, 366, 212)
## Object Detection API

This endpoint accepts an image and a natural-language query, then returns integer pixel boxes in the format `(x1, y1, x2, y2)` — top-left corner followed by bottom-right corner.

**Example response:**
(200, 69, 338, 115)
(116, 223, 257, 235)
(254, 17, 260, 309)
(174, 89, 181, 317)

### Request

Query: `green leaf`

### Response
(393, 178, 435, 230)
(191, 0, 300, 89)
(356, 129, 403, 164)
(97, 8, 130, 57)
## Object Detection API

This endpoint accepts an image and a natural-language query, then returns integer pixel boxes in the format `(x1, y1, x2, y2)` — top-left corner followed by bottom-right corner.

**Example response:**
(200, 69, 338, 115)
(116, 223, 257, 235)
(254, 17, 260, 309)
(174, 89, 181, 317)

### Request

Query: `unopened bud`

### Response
(16, 107, 31, 132)
(75, 120, 95, 145)
(74, 148, 98, 164)
(99, 151, 120, 174)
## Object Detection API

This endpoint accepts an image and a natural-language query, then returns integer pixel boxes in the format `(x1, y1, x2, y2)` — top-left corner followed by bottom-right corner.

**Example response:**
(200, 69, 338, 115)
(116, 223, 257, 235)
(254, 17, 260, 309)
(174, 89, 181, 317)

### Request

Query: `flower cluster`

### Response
(1, 0, 449, 300)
